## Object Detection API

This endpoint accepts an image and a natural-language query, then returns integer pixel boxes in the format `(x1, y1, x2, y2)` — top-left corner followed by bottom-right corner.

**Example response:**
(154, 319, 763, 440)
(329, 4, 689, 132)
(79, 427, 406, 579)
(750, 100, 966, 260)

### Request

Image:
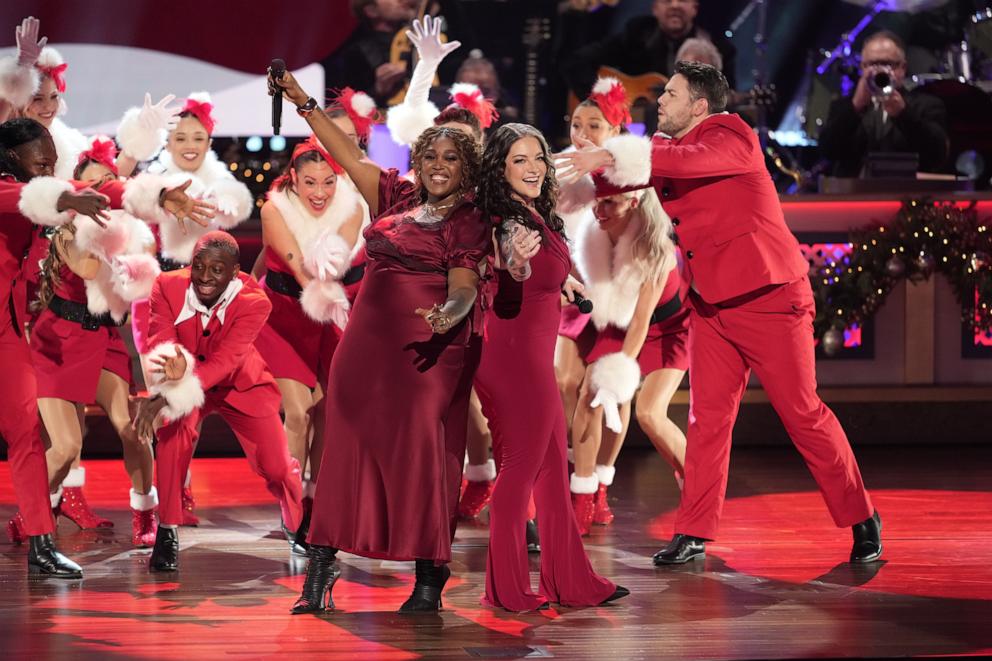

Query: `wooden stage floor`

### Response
(1, 445, 990, 660)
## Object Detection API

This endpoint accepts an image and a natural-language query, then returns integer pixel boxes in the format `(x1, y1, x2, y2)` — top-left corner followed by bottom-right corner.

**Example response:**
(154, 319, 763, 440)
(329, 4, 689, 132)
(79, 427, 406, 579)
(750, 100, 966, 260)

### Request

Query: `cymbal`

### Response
(842, 0, 950, 12)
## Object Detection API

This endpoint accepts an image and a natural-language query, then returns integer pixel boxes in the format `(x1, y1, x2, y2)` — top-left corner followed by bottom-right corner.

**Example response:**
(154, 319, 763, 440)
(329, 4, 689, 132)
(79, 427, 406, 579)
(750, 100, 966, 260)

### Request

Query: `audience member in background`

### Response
(818, 30, 948, 177)
(322, 0, 420, 107)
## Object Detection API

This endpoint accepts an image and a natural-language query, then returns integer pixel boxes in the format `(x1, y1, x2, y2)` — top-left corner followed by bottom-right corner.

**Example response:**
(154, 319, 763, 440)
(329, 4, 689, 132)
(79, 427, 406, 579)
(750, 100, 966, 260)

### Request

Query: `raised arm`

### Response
(268, 69, 383, 216)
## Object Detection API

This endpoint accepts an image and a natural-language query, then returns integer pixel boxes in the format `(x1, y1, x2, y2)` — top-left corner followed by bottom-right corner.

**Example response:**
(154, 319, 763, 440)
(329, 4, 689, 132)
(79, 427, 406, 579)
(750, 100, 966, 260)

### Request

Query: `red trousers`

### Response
(155, 397, 304, 530)
(0, 325, 55, 535)
(676, 279, 874, 540)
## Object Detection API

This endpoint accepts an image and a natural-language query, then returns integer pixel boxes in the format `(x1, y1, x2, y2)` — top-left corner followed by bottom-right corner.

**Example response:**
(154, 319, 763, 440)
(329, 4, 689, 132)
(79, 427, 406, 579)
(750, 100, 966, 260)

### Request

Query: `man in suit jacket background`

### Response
(134, 231, 305, 573)
(818, 30, 949, 177)
(556, 61, 882, 567)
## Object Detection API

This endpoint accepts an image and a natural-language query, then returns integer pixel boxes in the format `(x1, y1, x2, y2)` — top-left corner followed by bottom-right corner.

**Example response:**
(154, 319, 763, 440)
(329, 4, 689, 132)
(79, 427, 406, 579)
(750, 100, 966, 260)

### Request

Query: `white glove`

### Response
(15, 17, 46, 67)
(403, 16, 460, 108)
(304, 230, 351, 282)
(590, 390, 622, 433)
(138, 93, 181, 133)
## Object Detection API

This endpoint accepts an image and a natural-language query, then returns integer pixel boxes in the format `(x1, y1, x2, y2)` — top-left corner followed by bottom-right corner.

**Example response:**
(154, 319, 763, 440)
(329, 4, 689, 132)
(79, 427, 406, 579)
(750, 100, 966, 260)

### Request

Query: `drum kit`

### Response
(801, 0, 992, 183)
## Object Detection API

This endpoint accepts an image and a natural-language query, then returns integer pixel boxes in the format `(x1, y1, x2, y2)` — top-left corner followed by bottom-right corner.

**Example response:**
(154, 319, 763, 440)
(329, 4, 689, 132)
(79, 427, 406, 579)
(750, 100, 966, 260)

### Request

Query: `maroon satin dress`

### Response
(307, 170, 493, 563)
(475, 214, 616, 611)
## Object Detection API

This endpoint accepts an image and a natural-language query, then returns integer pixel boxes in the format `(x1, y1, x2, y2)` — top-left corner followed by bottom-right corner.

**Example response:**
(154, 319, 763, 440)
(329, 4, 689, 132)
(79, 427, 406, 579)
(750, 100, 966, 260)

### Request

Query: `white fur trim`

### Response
(116, 106, 165, 161)
(589, 352, 641, 404)
(63, 467, 86, 488)
(130, 486, 159, 511)
(0, 56, 39, 108)
(207, 177, 253, 229)
(570, 473, 599, 494)
(573, 211, 645, 330)
(18, 176, 74, 227)
(123, 172, 175, 225)
(268, 183, 359, 279)
(50, 486, 64, 509)
(557, 174, 596, 216)
(74, 212, 131, 260)
(111, 253, 160, 302)
(595, 464, 616, 486)
(464, 459, 496, 482)
(602, 134, 652, 187)
(386, 100, 439, 146)
(36, 47, 64, 70)
(49, 118, 88, 181)
(146, 342, 205, 420)
(592, 77, 621, 96)
(300, 279, 350, 328)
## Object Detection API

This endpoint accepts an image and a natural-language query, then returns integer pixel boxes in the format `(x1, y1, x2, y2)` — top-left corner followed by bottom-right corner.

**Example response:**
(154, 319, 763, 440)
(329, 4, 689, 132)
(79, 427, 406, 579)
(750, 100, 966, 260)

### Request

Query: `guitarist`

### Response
(322, 0, 419, 107)
(561, 0, 736, 109)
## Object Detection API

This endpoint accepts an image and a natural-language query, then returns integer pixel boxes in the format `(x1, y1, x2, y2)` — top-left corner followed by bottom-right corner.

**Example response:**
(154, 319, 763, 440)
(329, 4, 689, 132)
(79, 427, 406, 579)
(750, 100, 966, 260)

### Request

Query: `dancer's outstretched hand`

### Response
(15, 16, 46, 67)
(407, 15, 460, 66)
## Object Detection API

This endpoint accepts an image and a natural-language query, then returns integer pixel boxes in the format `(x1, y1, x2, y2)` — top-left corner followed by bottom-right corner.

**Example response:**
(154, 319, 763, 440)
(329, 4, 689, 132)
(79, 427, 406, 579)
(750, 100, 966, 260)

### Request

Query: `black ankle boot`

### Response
(28, 534, 83, 579)
(291, 546, 341, 614)
(526, 519, 541, 553)
(398, 560, 450, 613)
(149, 526, 179, 572)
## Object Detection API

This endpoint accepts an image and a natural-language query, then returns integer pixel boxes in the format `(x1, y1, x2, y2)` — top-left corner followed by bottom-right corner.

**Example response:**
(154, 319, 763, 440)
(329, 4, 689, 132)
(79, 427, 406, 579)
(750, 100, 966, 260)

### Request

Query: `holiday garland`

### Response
(809, 199, 992, 355)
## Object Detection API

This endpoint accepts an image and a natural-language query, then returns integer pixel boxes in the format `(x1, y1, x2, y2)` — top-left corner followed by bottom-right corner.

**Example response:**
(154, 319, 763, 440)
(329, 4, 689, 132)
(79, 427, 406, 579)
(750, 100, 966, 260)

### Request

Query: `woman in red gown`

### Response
(473, 123, 627, 612)
(269, 70, 493, 614)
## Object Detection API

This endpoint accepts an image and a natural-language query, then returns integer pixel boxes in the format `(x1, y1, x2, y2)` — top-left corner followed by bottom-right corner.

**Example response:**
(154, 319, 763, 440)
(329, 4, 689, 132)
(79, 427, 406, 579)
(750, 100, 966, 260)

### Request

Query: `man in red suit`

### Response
(133, 231, 305, 572)
(557, 61, 881, 564)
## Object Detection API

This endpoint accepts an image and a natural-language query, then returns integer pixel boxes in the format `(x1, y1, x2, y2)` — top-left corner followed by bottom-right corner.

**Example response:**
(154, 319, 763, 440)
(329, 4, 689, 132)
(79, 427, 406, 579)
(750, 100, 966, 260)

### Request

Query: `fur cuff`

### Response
(589, 352, 641, 403)
(300, 279, 350, 329)
(63, 467, 86, 488)
(558, 174, 597, 215)
(50, 487, 64, 509)
(116, 106, 165, 161)
(130, 486, 159, 511)
(123, 173, 174, 225)
(595, 464, 616, 486)
(602, 134, 652, 187)
(146, 342, 205, 420)
(74, 213, 131, 260)
(464, 459, 497, 482)
(18, 176, 75, 227)
(386, 101, 439, 147)
(304, 230, 351, 281)
(112, 253, 161, 302)
(570, 472, 599, 494)
(0, 56, 40, 108)
(208, 178, 253, 229)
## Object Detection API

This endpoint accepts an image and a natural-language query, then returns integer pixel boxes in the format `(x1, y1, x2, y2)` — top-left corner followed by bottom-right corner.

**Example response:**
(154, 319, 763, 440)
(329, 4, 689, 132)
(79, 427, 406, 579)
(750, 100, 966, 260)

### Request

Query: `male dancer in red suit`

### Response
(133, 231, 305, 572)
(557, 61, 881, 564)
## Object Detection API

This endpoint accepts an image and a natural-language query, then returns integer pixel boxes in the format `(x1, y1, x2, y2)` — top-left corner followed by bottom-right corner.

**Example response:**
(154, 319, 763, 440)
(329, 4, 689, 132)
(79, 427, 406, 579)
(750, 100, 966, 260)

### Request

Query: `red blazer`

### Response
(601, 114, 808, 304)
(0, 177, 124, 335)
(147, 269, 280, 417)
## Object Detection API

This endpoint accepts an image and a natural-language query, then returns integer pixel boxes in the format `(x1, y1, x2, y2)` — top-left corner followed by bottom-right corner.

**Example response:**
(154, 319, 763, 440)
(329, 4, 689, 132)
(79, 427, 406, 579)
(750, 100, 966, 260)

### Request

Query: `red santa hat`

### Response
(77, 136, 120, 176)
(180, 92, 216, 135)
(270, 135, 344, 191)
(35, 46, 67, 93)
(587, 77, 632, 128)
(448, 83, 499, 130)
(329, 87, 379, 142)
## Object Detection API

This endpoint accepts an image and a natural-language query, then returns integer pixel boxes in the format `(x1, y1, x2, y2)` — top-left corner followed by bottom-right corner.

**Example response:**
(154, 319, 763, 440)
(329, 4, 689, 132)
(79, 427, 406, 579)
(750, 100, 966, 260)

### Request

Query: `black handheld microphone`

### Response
(566, 290, 594, 314)
(269, 58, 286, 136)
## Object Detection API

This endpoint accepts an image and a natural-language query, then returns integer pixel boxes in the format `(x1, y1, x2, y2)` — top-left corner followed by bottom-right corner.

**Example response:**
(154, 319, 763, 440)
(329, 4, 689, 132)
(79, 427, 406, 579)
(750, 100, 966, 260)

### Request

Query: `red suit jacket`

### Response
(146, 269, 280, 418)
(602, 114, 808, 304)
(0, 176, 124, 334)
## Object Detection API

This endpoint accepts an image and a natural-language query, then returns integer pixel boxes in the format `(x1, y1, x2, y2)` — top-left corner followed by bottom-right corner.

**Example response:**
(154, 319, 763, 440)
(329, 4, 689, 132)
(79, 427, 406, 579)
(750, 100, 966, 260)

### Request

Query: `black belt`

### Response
(265, 264, 366, 299)
(649, 292, 682, 325)
(157, 254, 187, 272)
(48, 295, 126, 331)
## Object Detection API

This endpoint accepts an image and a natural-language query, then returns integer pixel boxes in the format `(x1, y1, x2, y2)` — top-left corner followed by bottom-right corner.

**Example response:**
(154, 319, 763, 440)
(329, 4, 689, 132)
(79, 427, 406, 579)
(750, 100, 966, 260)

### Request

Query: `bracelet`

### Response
(296, 97, 318, 118)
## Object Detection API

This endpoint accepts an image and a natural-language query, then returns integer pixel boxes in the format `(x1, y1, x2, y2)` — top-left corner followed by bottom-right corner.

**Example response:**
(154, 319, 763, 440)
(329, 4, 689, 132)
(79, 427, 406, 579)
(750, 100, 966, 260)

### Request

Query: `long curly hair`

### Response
(409, 126, 482, 204)
(476, 123, 564, 239)
(34, 224, 71, 312)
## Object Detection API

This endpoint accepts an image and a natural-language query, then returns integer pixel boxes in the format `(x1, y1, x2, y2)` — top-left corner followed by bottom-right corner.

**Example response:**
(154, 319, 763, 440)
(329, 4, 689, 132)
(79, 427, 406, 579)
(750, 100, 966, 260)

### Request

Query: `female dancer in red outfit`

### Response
(269, 69, 492, 614)
(255, 137, 363, 513)
(568, 186, 689, 535)
(473, 123, 627, 612)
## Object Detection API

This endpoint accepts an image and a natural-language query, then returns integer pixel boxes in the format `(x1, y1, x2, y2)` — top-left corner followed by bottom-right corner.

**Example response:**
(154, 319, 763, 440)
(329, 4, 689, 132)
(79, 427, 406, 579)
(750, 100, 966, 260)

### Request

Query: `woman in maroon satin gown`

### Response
(268, 70, 493, 615)
(474, 123, 628, 612)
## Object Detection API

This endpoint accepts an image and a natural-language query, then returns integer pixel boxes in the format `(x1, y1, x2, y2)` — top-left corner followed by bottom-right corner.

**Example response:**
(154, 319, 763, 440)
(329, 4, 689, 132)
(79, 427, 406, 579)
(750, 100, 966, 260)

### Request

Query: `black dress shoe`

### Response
(291, 546, 341, 614)
(600, 585, 630, 605)
(149, 526, 179, 572)
(526, 519, 541, 553)
(850, 510, 882, 563)
(28, 534, 83, 579)
(653, 534, 706, 565)
(398, 560, 450, 613)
